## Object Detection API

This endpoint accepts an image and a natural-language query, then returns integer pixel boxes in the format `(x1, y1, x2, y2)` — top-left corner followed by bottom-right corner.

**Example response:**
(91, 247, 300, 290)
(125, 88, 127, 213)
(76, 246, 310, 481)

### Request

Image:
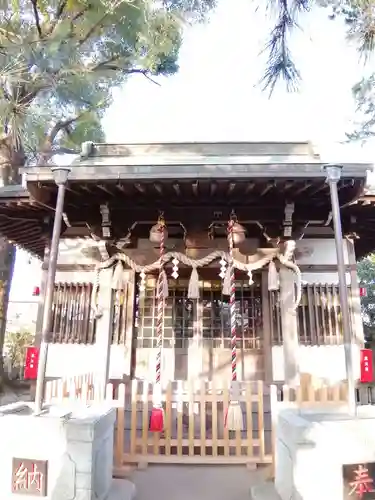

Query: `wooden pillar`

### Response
(188, 299, 203, 381)
(30, 248, 49, 400)
(347, 238, 364, 346)
(94, 267, 114, 398)
(262, 269, 273, 383)
(34, 247, 49, 349)
(123, 270, 136, 378)
(279, 267, 300, 387)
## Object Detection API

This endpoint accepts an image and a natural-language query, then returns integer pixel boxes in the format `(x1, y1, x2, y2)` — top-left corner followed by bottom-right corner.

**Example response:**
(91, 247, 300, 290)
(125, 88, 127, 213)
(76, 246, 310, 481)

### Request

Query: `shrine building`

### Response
(0, 141, 373, 389)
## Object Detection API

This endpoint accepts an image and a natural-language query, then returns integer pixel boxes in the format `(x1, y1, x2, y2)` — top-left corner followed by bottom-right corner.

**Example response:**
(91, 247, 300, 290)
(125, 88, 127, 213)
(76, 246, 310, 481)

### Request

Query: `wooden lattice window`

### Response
(270, 283, 353, 345)
(201, 279, 262, 349)
(135, 276, 262, 349)
(51, 283, 96, 344)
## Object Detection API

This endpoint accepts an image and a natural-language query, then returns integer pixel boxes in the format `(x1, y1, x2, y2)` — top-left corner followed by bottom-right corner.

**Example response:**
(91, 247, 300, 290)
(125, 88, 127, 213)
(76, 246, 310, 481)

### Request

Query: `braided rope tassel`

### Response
(150, 214, 166, 432)
(155, 221, 165, 386)
(225, 214, 244, 430)
(228, 219, 237, 382)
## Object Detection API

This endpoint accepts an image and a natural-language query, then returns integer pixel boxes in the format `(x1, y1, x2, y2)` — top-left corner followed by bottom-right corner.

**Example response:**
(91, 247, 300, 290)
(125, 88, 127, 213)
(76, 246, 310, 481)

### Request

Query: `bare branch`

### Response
(37, 109, 91, 164)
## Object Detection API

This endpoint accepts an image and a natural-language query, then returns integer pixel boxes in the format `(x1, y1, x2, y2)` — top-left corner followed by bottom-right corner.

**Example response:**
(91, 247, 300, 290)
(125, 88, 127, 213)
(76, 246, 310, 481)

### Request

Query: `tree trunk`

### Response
(0, 135, 25, 392)
(0, 242, 16, 391)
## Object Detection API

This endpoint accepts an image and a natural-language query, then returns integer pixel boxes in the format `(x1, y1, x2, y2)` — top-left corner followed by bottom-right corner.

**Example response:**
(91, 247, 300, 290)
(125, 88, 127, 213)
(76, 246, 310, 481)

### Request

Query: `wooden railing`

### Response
(44, 373, 95, 401)
(43, 376, 349, 474)
(270, 283, 354, 345)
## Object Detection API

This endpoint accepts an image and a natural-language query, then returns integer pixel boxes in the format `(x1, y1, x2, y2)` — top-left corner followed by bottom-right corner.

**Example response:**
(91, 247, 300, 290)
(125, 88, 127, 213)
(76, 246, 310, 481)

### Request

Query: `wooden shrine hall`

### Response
(0, 141, 373, 389)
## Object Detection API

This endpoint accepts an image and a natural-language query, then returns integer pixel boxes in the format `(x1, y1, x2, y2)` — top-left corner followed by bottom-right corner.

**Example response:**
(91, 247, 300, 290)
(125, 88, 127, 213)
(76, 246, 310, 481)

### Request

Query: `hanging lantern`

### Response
(231, 221, 246, 247)
(149, 213, 168, 245)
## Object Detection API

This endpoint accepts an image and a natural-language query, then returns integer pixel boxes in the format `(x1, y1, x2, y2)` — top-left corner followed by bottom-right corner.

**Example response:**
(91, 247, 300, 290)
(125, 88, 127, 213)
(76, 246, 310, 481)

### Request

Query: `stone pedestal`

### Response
(0, 401, 135, 500)
(274, 406, 375, 500)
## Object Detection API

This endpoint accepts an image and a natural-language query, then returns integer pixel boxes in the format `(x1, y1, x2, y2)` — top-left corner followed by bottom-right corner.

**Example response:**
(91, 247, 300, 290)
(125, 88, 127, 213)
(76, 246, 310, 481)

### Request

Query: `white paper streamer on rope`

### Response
(111, 260, 127, 291)
(268, 261, 279, 291)
(90, 245, 303, 311)
(188, 266, 199, 299)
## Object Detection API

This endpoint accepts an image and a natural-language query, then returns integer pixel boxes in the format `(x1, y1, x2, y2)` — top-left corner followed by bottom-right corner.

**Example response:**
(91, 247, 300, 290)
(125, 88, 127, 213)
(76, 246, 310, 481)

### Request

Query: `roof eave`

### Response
(20, 162, 372, 183)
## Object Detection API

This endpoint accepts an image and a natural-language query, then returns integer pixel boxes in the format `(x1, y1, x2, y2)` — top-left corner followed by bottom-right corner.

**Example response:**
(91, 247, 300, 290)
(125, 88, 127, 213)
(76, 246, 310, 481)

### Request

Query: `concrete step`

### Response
(108, 479, 136, 500)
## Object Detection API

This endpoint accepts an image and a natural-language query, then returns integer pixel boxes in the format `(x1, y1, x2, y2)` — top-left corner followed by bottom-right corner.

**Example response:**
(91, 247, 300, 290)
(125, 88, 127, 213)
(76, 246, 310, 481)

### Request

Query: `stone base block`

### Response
(275, 406, 375, 500)
(0, 401, 117, 500)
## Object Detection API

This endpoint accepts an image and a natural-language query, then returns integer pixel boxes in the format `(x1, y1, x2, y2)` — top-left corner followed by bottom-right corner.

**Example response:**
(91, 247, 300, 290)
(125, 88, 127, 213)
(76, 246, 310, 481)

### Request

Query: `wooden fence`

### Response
(44, 373, 95, 401)
(44, 377, 349, 473)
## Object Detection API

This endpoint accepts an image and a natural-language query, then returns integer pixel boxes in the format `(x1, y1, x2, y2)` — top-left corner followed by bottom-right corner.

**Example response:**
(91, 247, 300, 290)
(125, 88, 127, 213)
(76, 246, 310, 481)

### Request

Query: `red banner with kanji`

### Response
(360, 349, 373, 384)
(24, 347, 39, 380)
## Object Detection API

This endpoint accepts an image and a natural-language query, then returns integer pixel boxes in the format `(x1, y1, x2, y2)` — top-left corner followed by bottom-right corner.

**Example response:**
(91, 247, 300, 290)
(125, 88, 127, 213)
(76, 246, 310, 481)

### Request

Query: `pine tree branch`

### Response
(46, 2, 91, 37)
(89, 60, 161, 85)
(125, 68, 161, 85)
(260, 0, 310, 94)
(77, 13, 109, 47)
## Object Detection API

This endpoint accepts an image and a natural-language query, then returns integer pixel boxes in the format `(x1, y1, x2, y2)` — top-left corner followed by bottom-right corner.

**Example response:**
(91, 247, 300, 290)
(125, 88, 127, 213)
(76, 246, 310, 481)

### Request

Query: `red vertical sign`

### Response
(360, 287, 368, 297)
(360, 349, 373, 383)
(24, 347, 39, 380)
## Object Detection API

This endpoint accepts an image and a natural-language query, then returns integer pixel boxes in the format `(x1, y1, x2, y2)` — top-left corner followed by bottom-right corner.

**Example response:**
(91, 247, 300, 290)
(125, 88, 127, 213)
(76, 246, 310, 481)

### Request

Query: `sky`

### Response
(9, 0, 375, 307)
(102, 0, 375, 162)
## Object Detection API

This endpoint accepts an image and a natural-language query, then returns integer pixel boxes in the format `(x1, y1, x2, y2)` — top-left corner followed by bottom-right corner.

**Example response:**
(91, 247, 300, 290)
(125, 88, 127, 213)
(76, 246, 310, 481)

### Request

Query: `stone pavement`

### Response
(132, 465, 269, 500)
(0, 387, 31, 406)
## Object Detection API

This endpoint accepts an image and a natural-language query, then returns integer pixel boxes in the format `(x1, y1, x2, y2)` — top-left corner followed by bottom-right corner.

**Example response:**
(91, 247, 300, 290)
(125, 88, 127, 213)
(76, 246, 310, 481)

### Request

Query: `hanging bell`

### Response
(149, 222, 168, 245)
(231, 221, 246, 247)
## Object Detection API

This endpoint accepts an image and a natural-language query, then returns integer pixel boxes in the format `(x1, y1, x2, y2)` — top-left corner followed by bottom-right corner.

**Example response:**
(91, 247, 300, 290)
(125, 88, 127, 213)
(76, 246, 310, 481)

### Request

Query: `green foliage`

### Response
(357, 254, 375, 342)
(5, 329, 34, 370)
(262, 0, 375, 98)
(261, 0, 375, 141)
(346, 74, 375, 142)
(0, 0, 215, 387)
(0, 0, 215, 164)
(260, 0, 311, 94)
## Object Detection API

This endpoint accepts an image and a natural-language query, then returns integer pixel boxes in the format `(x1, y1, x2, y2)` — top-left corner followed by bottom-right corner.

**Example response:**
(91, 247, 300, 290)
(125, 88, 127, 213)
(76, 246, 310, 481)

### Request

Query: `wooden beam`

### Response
(98, 184, 114, 196)
(227, 182, 236, 195)
(42, 263, 96, 271)
(154, 183, 163, 195)
(299, 264, 356, 272)
(260, 182, 275, 197)
(59, 204, 335, 220)
(293, 182, 312, 195)
(210, 182, 217, 196)
(245, 182, 255, 194)
(173, 182, 181, 196)
(134, 183, 146, 194)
